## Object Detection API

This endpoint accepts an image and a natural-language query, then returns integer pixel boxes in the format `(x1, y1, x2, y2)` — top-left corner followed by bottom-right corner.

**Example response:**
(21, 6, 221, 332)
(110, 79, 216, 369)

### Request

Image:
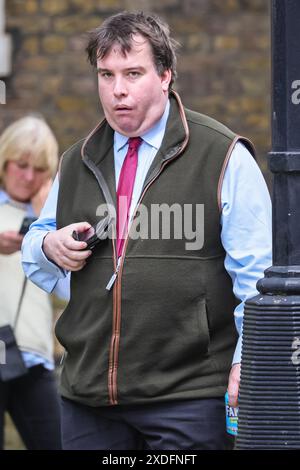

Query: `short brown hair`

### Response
(86, 11, 179, 89)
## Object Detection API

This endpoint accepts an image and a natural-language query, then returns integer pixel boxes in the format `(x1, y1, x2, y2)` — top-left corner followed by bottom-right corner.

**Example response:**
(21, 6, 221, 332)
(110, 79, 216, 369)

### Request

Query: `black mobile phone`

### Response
(19, 216, 37, 235)
(72, 216, 110, 250)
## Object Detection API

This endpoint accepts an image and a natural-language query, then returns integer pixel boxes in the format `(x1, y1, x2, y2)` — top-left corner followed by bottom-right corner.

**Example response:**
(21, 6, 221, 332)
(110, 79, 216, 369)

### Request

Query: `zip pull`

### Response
(106, 257, 121, 291)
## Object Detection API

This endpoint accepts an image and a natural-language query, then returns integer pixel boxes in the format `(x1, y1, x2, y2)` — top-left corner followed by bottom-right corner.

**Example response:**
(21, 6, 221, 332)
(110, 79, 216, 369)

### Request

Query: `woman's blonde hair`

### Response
(0, 115, 58, 185)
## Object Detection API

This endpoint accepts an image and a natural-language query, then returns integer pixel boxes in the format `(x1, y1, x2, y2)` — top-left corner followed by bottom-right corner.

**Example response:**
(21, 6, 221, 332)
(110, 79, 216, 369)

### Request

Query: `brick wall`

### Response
(1, 0, 270, 174)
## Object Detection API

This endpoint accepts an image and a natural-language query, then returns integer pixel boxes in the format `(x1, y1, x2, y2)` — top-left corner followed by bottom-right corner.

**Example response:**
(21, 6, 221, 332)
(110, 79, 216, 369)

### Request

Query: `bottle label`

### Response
(225, 391, 238, 436)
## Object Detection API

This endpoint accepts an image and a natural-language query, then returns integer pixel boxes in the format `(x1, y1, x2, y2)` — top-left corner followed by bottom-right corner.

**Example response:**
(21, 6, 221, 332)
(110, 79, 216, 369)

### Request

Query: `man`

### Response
(22, 11, 272, 450)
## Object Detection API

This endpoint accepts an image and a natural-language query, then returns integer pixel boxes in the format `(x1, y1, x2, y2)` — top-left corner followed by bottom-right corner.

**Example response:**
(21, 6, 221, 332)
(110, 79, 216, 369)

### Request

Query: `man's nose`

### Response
(113, 77, 128, 97)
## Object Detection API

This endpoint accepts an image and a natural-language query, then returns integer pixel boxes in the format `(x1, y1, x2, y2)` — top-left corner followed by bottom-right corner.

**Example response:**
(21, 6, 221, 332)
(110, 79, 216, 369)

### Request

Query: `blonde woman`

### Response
(0, 116, 63, 450)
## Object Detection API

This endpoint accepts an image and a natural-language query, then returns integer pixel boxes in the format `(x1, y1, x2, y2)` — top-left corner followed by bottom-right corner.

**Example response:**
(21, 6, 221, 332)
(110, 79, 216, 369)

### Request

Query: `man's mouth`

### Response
(114, 105, 132, 112)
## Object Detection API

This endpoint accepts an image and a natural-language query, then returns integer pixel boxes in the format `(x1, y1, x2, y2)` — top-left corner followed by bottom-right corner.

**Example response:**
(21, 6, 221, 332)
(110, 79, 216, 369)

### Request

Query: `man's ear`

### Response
(161, 69, 172, 92)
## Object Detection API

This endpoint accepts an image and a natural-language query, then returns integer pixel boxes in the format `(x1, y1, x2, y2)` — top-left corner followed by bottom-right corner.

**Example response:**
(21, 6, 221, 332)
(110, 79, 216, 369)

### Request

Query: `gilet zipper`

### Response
(107, 150, 187, 405)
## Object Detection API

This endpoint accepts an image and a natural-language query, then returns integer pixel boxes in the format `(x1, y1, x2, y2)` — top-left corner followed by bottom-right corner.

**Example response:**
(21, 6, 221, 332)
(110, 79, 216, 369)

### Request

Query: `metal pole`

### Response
(236, 0, 300, 449)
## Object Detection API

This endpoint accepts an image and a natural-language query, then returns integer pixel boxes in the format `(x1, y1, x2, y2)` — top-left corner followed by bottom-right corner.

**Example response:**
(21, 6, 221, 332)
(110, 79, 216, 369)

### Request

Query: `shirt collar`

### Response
(0, 188, 34, 215)
(0, 189, 9, 205)
(114, 99, 170, 152)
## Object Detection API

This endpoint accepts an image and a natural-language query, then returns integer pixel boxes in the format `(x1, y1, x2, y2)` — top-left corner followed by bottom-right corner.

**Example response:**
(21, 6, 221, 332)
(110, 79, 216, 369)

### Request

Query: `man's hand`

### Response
(42, 222, 93, 271)
(227, 363, 241, 407)
(0, 230, 24, 255)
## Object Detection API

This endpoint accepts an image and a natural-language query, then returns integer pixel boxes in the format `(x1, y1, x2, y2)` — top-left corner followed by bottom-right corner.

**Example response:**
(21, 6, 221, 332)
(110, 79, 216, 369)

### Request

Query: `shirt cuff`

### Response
(232, 334, 242, 365)
(32, 231, 68, 279)
(52, 274, 70, 302)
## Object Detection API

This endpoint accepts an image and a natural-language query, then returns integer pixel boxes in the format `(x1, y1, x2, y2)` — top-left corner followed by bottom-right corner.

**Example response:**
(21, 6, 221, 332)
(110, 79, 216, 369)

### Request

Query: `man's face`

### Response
(96, 35, 171, 137)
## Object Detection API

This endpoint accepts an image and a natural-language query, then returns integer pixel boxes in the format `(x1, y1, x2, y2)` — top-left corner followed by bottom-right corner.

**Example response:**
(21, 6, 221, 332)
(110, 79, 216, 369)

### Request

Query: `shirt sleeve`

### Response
(21, 174, 70, 299)
(220, 141, 272, 365)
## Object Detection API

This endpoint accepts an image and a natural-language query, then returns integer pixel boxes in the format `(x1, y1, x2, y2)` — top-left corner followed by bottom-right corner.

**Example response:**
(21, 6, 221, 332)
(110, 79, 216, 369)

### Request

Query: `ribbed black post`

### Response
(236, 0, 300, 449)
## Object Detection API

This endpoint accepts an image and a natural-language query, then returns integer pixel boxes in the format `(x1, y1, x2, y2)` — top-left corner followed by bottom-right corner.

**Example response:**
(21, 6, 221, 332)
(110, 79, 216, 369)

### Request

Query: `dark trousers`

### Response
(0, 365, 62, 450)
(61, 396, 234, 450)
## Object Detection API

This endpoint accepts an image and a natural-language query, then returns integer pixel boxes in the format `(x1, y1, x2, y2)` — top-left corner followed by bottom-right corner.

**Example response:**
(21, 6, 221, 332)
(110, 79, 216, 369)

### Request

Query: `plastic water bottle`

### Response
(224, 391, 238, 436)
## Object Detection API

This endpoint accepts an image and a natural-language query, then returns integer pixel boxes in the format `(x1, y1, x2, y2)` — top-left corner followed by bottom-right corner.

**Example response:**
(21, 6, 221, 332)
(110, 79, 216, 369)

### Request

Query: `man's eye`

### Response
(128, 71, 140, 78)
(101, 72, 112, 78)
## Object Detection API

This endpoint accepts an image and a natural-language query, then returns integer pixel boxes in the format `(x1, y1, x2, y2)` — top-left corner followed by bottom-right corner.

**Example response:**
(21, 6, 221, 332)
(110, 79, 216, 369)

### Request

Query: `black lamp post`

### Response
(236, 0, 300, 449)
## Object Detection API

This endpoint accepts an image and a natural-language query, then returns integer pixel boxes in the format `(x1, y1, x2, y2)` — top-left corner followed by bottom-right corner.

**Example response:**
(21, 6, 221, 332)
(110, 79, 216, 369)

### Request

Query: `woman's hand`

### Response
(0, 230, 24, 255)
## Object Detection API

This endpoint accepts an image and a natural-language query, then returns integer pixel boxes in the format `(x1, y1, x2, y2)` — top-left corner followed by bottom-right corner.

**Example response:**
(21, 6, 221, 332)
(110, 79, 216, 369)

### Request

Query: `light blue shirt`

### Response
(21, 101, 272, 365)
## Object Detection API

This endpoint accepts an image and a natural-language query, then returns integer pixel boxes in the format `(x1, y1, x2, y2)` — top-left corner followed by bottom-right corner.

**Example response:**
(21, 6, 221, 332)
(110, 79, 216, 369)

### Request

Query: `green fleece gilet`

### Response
(55, 92, 254, 407)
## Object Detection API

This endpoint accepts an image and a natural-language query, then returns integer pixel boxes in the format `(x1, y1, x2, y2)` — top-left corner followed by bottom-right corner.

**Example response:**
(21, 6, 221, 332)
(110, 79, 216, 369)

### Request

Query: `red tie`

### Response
(116, 137, 142, 257)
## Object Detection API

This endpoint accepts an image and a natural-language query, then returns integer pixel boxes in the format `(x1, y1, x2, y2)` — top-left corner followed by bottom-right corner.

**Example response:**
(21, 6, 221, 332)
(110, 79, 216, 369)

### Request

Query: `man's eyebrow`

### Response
(97, 66, 146, 73)
(97, 67, 111, 73)
(124, 66, 145, 72)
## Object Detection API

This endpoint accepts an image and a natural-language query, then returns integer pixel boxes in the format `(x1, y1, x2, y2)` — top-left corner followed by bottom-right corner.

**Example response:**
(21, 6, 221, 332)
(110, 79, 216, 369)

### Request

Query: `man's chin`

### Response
(106, 116, 140, 137)
(115, 125, 140, 137)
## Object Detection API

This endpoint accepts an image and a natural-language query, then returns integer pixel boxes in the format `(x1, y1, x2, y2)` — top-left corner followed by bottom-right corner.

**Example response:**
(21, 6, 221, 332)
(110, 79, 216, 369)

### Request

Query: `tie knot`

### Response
(128, 137, 142, 152)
